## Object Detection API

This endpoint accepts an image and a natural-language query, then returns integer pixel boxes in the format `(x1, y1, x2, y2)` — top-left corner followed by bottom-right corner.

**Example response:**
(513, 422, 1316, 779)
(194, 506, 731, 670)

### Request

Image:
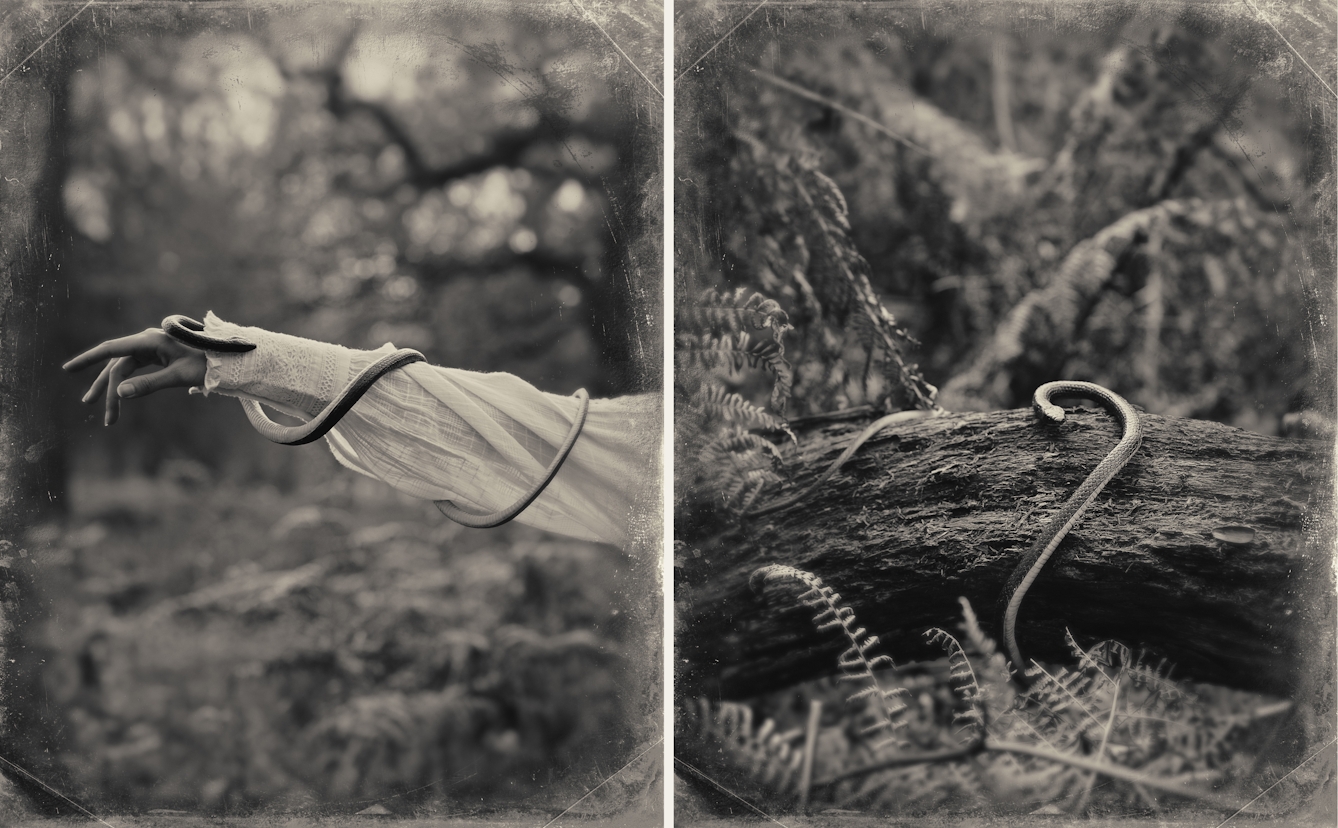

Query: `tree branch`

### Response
(280, 25, 588, 194)
(315, 51, 612, 193)
(417, 248, 594, 289)
(938, 198, 1269, 412)
(1147, 86, 1247, 203)
(328, 78, 573, 189)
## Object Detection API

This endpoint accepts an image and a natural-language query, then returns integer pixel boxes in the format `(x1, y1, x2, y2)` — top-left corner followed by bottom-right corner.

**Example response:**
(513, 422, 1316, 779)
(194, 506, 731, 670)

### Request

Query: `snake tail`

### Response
(748, 409, 932, 518)
(434, 388, 590, 528)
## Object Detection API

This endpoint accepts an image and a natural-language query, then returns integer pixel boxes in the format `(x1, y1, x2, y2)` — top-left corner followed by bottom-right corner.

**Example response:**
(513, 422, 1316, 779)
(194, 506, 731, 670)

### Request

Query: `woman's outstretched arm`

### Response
(66, 313, 659, 548)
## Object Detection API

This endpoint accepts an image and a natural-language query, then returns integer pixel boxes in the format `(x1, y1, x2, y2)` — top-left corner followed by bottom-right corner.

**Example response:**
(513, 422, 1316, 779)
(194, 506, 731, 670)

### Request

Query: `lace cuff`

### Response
(198, 311, 354, 420)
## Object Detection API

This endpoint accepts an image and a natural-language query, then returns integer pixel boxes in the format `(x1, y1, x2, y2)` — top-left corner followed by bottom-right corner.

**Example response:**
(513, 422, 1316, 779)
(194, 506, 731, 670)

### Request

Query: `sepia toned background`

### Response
(3, 0, 1336, 823)
(0, 1, 661, 819)
(674, 0, 1333, 820)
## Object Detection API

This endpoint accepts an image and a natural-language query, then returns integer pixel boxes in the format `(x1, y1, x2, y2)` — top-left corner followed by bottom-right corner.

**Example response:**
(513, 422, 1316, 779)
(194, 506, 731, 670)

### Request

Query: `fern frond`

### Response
(695, 384, 795, 440)
(957, 596, 997, 659)
(1087, 639, 1132, 673)
(1022, 663, 1106, 737)
(675, 697, 806, 804)
(750, 565, 908, 747)
(807, 168, 851, 231)
(676, 330, 794, 415)
(719, 466, 784, 512)
(758, 234, 822, 320)
(674, 331, 780, 373)
(682, 287, 794, 341)
(925, 627, 986, 741)
(787, 158, 938, 412)
(726, 136, 937, 413)
(675, 284, 794, 516)
(701, 426, 783, 465)
(1065, 630, 1121, 690)
(695, 427, 785, 513)
(1124, 651, 1184, 696)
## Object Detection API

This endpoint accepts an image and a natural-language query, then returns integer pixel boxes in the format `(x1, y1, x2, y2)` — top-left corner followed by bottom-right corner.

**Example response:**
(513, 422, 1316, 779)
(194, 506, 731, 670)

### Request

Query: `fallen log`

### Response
(676, 406, 1332, 701)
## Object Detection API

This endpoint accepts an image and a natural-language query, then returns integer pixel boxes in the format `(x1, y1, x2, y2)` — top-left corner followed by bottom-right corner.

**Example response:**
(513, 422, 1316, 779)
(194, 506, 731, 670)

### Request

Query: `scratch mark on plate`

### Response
(676, 0, 769, 82)
(0, 751, 119, 828)
(0, 0, 95, 87)
(674, 755, 791, 827)
(751, 68, 934, 156)
(540, 737, 662, 827)
(1240, 0, 1336, 99)
(569, 0, 662, 98)
(1213, 735, 1337, 827)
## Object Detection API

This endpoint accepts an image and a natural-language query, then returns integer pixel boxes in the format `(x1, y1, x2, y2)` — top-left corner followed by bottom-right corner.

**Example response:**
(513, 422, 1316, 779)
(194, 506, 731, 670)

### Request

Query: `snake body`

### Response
(747, 410, 933, 518)
(161, 314, 588, 528)
(161, 314, 257, 354)
(1001, 381, 1142, 680)
(745, 379, 1142, 682)
(433, 387, 589, 528)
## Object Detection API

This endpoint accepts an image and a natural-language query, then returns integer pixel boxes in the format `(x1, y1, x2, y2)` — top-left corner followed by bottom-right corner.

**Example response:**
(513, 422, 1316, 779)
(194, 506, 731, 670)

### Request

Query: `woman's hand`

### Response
(63, 328, 208, 426)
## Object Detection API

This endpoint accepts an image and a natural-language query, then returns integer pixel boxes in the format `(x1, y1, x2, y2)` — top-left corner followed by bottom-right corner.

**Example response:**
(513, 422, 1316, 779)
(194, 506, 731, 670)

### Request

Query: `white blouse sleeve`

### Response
(195, 312, 659, 548)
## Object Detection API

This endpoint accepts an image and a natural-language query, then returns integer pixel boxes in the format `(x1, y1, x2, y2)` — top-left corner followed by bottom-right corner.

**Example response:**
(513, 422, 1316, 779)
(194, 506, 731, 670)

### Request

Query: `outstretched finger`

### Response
(115, 357, 201, 400)
(81, 360, 117, 405)
(104, 356, 137, 426)
(63, 328, 164, 374)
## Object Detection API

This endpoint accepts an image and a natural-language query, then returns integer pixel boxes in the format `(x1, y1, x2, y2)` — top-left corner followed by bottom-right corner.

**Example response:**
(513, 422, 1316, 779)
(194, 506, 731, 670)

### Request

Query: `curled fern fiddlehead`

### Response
(924, 627, 986, 743)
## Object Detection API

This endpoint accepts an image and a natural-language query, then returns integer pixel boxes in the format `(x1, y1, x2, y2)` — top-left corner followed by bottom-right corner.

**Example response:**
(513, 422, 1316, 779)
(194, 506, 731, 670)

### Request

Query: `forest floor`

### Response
(12, 464, 658, 815)
(8, 814, 661, 828)
(673, 817, 1329, 828)
(3, 807, 1332, 828)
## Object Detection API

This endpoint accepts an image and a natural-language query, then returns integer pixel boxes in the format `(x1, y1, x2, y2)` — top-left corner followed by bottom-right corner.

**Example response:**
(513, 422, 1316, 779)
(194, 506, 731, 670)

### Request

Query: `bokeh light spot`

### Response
(509, 228, 538, 254)
(554, 179, 585, 212)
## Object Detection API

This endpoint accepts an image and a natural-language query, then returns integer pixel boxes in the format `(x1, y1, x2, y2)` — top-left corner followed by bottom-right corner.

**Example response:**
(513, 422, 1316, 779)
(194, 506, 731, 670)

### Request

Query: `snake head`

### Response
(1034, 399, 1067, 423)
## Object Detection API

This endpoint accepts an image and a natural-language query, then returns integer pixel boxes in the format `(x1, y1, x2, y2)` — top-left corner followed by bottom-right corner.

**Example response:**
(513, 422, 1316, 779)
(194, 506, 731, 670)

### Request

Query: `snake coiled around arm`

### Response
(1001, 381, 1143, 682)
(161, 314, 589, 529)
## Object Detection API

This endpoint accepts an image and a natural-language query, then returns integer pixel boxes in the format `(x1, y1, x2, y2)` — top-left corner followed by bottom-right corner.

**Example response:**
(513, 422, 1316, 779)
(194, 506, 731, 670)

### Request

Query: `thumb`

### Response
(117, 360, 201, 399)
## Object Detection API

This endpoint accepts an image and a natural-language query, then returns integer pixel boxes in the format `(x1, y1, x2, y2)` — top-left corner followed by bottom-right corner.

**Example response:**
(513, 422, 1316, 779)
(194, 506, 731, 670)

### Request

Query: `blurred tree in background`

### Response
(58, 3, 660, 484)
(2, 1, 661, 816)
(676, 1, 1333, 513)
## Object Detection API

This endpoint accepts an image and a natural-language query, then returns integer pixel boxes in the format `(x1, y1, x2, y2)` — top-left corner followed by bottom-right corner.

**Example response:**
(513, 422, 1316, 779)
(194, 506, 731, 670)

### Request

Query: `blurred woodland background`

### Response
(0, 1, 660, 817)
(677, 2, 1333, 449)
(674, 0, 1333, 817)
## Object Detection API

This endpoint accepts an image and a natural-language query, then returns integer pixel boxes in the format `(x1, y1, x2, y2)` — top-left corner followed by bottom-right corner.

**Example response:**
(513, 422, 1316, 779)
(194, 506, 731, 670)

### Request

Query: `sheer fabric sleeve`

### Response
(196, 313, 658, 547)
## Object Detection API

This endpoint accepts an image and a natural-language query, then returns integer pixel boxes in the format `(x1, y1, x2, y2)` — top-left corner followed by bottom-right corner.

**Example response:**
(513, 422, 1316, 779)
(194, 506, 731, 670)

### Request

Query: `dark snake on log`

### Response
(1001, 381, 1142, 680)
(745, 380, 1142, 681)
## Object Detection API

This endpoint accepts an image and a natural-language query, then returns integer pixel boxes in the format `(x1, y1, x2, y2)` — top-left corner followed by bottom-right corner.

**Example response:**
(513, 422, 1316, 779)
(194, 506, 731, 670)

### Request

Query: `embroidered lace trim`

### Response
(198, 311, 352, 420)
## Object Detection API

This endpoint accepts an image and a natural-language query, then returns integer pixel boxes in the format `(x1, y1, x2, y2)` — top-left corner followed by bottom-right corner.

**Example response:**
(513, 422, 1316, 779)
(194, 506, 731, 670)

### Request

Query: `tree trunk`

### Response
(0, 11, 77, 815)
(676, 406, 1331, 701)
